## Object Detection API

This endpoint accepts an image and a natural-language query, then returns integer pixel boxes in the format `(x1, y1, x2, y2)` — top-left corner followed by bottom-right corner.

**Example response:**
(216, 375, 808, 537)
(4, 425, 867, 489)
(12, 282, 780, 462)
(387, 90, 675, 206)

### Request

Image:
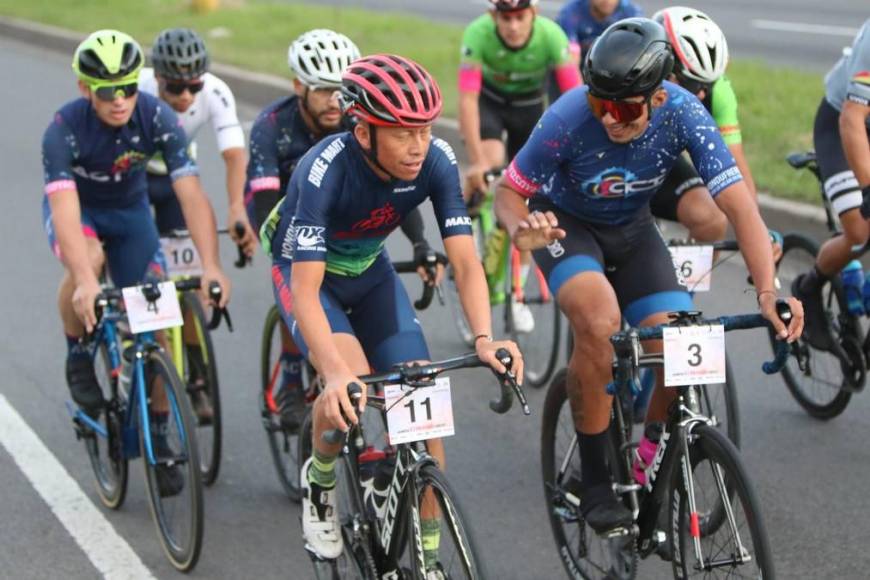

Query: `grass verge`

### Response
(0, 0, 827, 201)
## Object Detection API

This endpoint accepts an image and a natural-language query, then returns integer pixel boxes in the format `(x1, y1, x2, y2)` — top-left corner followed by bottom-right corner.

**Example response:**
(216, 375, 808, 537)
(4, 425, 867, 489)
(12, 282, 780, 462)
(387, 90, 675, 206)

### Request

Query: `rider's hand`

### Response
(321, 375, 367, 432)
(228, 203, 257, 258)
(201, 266, 232, 308)
(512, 210, 567, 252)
(463, 163, 488, 202)
(760, 292, 803, 342)
(413, 242, 445, 286)
(72, 277, 102, 334)
(475, 336, 524, 385)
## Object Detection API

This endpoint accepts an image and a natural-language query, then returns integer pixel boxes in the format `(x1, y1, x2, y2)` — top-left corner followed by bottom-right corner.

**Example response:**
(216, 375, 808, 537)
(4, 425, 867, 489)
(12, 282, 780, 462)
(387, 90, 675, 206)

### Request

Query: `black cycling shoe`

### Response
(155, 463, 185, 498)
(276, 386, 305, 431)
(580, 484, 633, 535)
(66, 349, 104, 418)
(791, 274, 835, 351)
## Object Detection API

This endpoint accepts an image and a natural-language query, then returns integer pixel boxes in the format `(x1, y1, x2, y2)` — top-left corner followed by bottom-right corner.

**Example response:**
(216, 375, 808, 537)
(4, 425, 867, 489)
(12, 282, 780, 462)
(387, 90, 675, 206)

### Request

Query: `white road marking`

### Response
(0, 395, 155, 580)
(751, 19, 859, 37)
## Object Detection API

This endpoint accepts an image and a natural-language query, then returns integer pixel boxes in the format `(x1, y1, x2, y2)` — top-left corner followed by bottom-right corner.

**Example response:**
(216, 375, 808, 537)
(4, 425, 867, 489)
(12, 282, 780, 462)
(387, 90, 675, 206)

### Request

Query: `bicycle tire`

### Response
(408, 464, 487, 580)
(85, 342, 129, 509)
(698, 356, 740, 448)
(180, 292, 222, 486)
(771, 233, 853, 419)
(443, 264, 476, 347)
(506, 259, 561, 388)
(140, 349, 204, 572)
(669, 424, 774, 579)
(541, 369, 637, 580)
(260, 304, 305, 501)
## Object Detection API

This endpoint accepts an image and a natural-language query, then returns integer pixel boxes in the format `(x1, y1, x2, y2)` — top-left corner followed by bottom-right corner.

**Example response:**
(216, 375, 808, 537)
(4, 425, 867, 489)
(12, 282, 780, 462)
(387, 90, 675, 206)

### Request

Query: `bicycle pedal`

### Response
(603, 525, 633, 539)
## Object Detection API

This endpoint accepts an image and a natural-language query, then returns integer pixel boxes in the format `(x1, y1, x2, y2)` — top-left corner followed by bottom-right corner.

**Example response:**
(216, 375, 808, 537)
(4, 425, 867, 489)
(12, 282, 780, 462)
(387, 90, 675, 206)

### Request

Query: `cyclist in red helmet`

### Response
(262, 54, 523, 567)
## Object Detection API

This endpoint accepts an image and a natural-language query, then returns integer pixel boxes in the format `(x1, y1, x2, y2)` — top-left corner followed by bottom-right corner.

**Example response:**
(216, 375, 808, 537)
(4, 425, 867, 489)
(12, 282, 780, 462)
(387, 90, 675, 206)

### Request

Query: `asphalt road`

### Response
(286, 0, 867, 70)
(1, 33, 870, 580)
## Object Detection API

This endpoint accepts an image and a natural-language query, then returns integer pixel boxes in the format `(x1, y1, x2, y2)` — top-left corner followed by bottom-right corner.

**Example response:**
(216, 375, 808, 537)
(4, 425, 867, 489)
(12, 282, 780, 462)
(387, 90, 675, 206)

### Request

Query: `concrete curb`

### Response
(0, 14, 824, 225)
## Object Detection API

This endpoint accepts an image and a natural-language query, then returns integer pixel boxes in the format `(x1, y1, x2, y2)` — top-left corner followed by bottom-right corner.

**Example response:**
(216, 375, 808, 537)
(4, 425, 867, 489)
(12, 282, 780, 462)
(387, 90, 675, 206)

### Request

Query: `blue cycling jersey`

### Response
(506, 82, 742, 225)
(245, 96, 320, 204)
(556, 0, 643, 53)
(272, 132, 471, 276)
(42, 92, 196, 208)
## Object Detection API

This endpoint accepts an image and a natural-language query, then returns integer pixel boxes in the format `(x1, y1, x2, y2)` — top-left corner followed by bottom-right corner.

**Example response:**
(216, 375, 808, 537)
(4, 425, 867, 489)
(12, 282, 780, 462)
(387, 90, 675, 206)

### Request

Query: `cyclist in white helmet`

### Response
(249, 29, 439, 431)
(648, 6, 763, 251)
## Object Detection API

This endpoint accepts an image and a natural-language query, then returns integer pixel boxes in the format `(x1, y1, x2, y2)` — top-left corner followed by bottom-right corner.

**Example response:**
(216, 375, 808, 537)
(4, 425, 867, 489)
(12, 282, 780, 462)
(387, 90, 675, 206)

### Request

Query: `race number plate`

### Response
(669, 245, 714, 292)
(160, 236, 203, 277)
(122, 281, 184, 334)
(385, 377, 455, 444)
(663, 324, 726, 386)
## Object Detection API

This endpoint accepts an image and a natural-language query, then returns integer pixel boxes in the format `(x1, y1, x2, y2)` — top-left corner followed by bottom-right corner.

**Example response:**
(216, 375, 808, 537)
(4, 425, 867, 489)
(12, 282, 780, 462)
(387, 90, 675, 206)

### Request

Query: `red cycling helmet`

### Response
(341, 54, 442, 128)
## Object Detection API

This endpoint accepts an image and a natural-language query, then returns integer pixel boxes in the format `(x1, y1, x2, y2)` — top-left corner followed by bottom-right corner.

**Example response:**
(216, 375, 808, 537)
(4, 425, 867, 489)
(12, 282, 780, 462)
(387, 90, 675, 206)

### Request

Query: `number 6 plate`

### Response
(384, 377, 455, 444)
(663, 325, 726, 386)
(669, 245, 714, 292)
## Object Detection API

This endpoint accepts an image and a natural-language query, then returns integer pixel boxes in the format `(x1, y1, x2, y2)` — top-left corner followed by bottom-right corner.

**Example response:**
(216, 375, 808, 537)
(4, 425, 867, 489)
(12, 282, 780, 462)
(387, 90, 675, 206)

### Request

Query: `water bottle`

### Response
(358, 446, 386, 484)
(841, 260, 864, 315)
(373, 447, 397, 493)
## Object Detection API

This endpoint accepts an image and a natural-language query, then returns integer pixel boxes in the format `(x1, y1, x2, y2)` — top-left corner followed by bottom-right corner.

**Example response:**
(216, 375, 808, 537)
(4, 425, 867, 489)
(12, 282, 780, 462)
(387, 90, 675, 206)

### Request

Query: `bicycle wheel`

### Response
(541, 369, 637, 580)
(85, 341, 128, 509)
(260, 304, 305, 501)
(180, 292, 222, 486)
(771, 233, 853, 419)
(506, 256, 561, 388)
(669, 424, 774, 579)
(443, 264, 476, 347)
(697, 356, 740, 448)
(140, 349, 204, 572)
(406, 464, 486, 580)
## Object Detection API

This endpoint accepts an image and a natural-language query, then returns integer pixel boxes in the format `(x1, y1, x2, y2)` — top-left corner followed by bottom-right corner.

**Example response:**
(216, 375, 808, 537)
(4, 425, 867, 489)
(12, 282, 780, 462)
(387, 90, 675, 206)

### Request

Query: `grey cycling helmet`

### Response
(151, 28, 210, 81)
(288, 29, 360, 89)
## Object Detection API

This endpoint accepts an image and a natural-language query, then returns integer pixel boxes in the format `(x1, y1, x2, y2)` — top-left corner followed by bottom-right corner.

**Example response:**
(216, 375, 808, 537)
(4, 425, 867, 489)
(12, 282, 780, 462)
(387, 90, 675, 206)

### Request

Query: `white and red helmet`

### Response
(488, 0, 538, 11)
(653, 6, 729, 84)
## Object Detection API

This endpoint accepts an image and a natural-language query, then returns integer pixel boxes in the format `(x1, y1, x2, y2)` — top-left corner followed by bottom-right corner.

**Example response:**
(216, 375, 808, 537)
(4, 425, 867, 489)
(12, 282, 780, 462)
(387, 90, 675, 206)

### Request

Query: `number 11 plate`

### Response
(385, 377, 455, 444)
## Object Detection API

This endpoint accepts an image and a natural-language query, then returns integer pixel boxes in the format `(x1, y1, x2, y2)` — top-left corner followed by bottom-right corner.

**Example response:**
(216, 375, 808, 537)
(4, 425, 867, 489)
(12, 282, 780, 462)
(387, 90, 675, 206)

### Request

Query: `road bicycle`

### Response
(542, 306, 792, 579)
(443, 169, 560, 388)
(258, 251, 446, 501)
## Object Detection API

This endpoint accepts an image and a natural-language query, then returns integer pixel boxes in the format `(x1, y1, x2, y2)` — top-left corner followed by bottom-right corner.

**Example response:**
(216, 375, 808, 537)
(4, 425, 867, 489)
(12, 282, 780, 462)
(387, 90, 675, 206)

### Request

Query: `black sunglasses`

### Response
(163, 80, 205, 96)
(93, 83, 138, 102)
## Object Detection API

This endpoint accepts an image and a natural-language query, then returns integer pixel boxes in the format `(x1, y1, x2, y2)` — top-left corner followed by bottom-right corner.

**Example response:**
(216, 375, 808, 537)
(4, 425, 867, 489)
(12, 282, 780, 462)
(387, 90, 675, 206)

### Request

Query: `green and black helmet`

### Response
(72, 29, 144, 85)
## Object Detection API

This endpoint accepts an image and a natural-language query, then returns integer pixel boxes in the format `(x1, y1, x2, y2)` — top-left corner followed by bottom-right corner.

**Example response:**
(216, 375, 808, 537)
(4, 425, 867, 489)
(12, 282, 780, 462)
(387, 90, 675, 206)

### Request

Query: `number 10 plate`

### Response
(384, 377, 455, 444)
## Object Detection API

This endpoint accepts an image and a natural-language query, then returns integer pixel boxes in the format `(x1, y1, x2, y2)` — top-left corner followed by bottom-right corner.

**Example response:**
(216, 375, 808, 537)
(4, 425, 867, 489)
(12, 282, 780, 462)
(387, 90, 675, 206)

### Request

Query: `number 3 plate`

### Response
(385, 377, 455, 444)
(663, 325, 726, 386)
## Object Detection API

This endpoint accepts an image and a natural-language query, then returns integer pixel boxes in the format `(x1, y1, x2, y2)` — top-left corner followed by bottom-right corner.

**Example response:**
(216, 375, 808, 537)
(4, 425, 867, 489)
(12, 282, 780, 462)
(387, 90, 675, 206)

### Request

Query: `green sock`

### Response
(307, 449, 337, 489)
(422, 518, 441, 569)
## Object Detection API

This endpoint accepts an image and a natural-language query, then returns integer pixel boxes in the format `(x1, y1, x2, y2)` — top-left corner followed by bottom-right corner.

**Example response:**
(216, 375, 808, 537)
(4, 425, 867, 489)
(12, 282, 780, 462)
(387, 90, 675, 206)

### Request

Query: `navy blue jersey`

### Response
(245, 96, 320, 204)
(42, 92, 196, 208)
(506, 82, 742, 225)
(556, 0, 643, 53)
(273, 132, 471, 276)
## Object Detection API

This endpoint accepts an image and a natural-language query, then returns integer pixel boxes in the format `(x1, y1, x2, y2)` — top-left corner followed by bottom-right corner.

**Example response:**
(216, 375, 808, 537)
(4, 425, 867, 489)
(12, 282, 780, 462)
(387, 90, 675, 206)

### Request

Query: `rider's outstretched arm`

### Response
(840, 99, 870, 191)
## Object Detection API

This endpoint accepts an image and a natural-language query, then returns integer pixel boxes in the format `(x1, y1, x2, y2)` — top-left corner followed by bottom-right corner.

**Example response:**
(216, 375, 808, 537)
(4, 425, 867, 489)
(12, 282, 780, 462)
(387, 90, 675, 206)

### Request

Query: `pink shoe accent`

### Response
(632, 436, 659, 485)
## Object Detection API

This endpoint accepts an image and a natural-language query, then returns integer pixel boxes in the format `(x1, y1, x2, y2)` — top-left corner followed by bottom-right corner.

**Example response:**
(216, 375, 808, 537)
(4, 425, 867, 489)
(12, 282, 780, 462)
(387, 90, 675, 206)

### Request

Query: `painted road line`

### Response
(751, 19, 859, 38)
(0, 395, 155, 580)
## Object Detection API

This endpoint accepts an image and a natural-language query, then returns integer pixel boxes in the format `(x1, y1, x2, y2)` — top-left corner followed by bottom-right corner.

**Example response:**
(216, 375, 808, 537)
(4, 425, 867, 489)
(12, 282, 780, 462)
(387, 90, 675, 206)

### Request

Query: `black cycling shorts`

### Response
(479, 85, 544, 161)
(648, 156, 706, 222)
(814, 97, 870, 216)
(529, 198, 694, 326)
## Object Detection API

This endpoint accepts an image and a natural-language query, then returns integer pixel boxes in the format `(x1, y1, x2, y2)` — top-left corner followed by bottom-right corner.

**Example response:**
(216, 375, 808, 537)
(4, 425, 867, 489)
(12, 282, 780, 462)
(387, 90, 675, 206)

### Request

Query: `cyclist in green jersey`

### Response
(649, 7, 763, 248)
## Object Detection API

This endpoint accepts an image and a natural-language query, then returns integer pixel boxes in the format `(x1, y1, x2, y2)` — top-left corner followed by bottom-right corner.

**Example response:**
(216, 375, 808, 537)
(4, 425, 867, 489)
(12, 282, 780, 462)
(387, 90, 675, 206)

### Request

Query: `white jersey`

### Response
(139, 67, 245, 173)
(824, 19, 870, 128)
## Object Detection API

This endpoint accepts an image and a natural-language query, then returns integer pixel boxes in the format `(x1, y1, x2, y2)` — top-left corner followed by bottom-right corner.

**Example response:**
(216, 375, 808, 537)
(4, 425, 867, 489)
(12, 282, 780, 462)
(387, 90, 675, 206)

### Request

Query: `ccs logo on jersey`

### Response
(295, 226, 326, 250)
(111, 150, 148, 175)
(583, 167, 667, 198)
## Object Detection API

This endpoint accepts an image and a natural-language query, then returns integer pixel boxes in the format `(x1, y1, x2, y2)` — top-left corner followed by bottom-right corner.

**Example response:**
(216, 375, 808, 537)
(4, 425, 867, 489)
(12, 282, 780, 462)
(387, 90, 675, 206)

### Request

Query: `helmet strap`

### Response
(361, 125, 399, 182)
(300, 87, 331, 137)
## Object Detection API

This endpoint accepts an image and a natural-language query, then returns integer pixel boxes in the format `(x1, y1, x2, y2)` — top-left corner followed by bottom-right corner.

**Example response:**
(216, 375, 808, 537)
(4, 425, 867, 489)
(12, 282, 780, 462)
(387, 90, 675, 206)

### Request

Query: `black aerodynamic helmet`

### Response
(151, 28, 210, 81)
(582, 18, 674, 100)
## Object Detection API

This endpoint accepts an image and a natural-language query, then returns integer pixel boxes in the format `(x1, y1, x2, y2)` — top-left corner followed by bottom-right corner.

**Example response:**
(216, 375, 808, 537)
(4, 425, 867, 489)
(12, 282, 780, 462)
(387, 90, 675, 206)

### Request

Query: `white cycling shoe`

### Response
(511, 301, 536, 334)
(301, 457, 343, 560)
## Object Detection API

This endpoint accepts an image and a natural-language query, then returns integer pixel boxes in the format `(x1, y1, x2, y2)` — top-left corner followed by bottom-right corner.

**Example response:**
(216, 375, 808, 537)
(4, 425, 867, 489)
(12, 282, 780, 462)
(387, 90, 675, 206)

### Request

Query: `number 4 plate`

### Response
(663, 325, 726, 386)
(122, 281, 184, 334)
(385, 377, 455, 444)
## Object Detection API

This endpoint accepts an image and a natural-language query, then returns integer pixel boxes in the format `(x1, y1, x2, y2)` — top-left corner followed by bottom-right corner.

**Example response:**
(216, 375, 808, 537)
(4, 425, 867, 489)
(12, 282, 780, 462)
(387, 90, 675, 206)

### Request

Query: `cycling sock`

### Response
(279, 351, 304, 391)
(308, 449, 337, 489)
(65, 334, 80, 353)
(151, 412, 171, 453)
(519, 262, 531, 287)
(577, 429, 611, 489)
(421, 518, 441, 569)
(185, 344, 206, 383)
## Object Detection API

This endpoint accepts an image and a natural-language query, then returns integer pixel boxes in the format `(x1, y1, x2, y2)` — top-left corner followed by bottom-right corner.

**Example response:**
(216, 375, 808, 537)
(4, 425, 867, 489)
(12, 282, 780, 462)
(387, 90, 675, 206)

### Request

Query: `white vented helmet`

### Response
(288, 29, 360, 88)
(653, 6, 729, 84)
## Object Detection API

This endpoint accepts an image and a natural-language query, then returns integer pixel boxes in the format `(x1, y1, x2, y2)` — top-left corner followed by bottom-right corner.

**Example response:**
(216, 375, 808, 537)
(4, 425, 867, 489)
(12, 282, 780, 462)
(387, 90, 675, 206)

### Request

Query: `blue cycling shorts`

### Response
(42, 194, 166, 288)
(271, 252, 430, 372)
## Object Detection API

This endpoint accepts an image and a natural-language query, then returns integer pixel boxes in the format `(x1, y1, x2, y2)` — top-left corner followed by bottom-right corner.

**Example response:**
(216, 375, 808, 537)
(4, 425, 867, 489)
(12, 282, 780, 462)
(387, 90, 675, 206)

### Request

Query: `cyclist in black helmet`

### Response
(495, 18, 802, 533)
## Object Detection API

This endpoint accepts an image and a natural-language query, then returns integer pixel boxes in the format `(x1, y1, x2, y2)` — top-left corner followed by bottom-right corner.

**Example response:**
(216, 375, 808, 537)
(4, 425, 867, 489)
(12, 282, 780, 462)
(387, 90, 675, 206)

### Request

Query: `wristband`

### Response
(474, 334, 493, 345)
(756, 290, 777, 306)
